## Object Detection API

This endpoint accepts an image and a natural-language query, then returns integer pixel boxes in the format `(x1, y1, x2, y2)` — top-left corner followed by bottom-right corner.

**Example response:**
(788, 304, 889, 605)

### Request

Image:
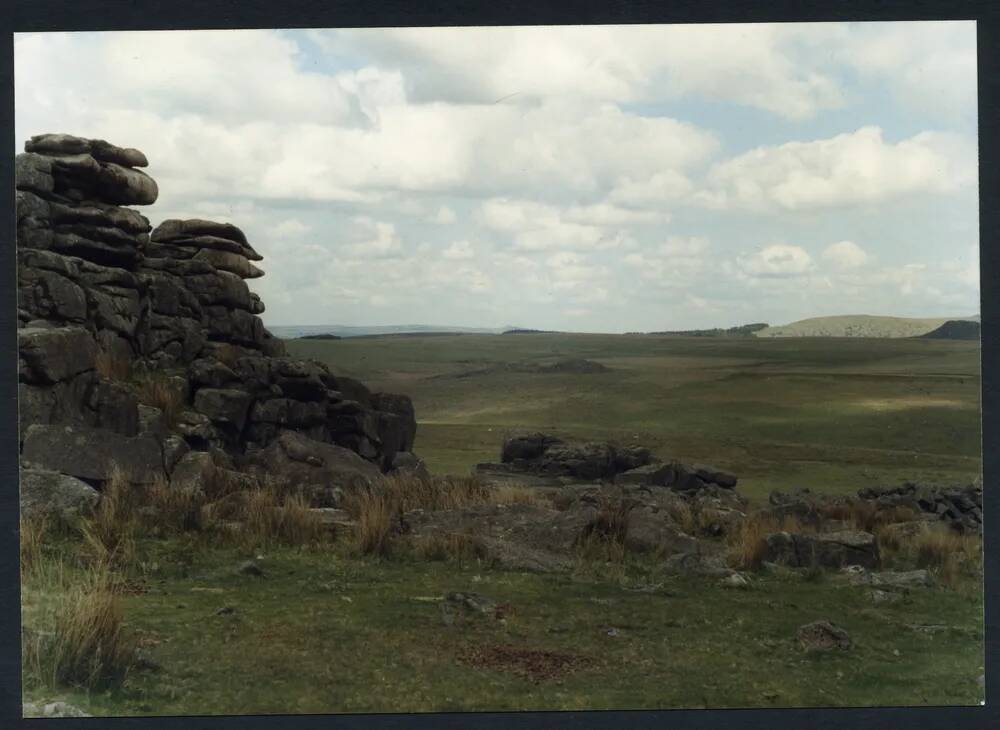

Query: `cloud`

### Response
(738, 244, 814, 277)
(315, 24, 847, 119)
(441, 240, 474, 260)
(268, 218, 311, 238)
(480, 198, 663, 252)
(704, 126, 975, 212)
(822, 240, 869, 270)
(341, 216, 402, 258)
(429, 205, 457, 224)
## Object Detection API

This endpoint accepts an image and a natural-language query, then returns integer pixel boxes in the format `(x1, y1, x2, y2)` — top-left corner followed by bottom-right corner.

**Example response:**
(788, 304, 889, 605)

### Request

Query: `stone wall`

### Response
(16, 133, 417, 496)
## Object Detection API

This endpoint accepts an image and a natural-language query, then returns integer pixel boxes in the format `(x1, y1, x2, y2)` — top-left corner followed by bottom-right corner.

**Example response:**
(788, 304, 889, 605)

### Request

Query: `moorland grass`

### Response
(287, 334, 981, 502)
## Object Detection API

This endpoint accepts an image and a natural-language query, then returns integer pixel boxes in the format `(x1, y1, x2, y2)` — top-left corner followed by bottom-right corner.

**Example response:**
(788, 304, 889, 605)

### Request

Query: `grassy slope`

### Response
(288, 334, 982, 502)
(755, 315, 977, 339)
(23, 541, 985, 714)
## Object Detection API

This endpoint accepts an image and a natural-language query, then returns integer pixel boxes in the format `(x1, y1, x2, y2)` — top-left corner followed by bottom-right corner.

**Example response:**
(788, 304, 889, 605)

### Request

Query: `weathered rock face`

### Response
(19, 467, 100, 521)
(480, 431, 737, 491)
(17, 133, 417, 498)
(763, 530, 880, 570)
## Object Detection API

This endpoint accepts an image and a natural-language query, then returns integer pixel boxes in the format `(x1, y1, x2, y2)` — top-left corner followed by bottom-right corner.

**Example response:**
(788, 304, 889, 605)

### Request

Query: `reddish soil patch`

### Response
(457, 644, 594, 682)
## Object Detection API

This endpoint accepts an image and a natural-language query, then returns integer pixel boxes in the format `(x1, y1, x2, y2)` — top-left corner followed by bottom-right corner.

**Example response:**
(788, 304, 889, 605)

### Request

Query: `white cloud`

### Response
(441, 240, 474, 260)
(429, 205, 457, 224)
(268, 218, 312, 238)
(341, 216, 402, 258)
(705, 126, 975, 212)
(316, 24, 847, 119)
(822, 240, 869, 270)
(738, 244, 814, 277)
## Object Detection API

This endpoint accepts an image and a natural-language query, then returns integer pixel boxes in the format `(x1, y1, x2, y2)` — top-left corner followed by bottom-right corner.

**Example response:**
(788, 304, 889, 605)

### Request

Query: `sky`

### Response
(14, 22, 980, 332)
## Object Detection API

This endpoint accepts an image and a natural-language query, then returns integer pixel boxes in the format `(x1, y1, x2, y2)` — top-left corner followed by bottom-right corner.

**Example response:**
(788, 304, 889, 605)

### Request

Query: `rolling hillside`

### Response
(755, 314, 979, 339)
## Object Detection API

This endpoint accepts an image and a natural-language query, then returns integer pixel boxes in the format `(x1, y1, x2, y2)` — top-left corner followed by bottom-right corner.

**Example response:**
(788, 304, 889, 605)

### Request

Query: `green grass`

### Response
(21, 539, 985, 714)
(288, 333, 982, 502)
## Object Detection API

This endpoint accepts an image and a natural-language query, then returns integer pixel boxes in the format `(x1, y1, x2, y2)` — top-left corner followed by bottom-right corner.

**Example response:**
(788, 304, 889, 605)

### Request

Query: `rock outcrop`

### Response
(476, 432, 738, 490)
(17, 133, 417, 498)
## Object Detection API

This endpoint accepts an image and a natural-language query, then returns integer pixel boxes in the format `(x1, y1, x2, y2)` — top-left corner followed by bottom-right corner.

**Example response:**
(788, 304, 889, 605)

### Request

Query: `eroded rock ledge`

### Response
(16, 133, 418, 507)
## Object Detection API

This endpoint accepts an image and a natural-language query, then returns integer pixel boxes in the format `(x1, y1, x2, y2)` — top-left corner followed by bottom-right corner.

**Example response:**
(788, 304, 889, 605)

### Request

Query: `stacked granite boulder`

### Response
(17, 133, 419, 506)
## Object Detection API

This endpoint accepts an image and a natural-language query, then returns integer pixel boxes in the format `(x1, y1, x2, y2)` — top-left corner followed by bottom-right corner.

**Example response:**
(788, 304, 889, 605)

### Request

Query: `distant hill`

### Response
(755, 315, 980, 339)
(920, 320, 981, 341)
(647, 323, 769, 338)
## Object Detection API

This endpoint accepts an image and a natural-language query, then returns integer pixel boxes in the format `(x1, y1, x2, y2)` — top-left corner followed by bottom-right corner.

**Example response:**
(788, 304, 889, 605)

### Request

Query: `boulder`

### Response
(192, 248, 264, 279)
(18, 326, 97, 384)
(538, 442, 616, 479)
(389, 451, 430, 480)
(21, 424, 164, 484)
(193, 388, 253, 432)
(764, 530, 880, 570)
(20, 467, 100, 520)
(27, 133, 149, 167)
(796, 620, 852, 652)
(501, 432, 562, 462)
(241, 430, 381, 494)
(169, 451, 215, 492)
(151, 219, 251, 248)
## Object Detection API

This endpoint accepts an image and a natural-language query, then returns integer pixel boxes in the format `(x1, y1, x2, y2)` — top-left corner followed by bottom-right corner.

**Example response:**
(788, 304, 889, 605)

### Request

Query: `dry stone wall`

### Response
(16, 133, 416, 502)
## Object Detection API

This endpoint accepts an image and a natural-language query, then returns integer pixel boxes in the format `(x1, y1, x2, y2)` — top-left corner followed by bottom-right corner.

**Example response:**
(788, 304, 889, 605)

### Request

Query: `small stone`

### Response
(237, 561, 263, 577)
(721, 572, 750, 589)
(796, 620, 852, 652)
(215, 606, 235, 616)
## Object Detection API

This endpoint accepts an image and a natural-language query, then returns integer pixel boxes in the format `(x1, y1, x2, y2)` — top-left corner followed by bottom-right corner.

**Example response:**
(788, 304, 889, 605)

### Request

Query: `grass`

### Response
(95, 350, 132, 381)
(133, 373, 185, 429)
(20, 538, 984, 714)
(22, 559, 137, 693)
(286, 333, 981, 503)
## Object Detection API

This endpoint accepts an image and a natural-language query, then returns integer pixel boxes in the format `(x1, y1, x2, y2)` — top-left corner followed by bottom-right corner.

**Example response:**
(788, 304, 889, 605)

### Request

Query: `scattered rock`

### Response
(721, 572, 750, 589)
(797, 620, 852, 652)
(19, 466, 99, 520)
(22, 701, 92, 718)
(237, 561, 263, 577)
(764, 530, 879, 570)
(215, 606, 235, 616)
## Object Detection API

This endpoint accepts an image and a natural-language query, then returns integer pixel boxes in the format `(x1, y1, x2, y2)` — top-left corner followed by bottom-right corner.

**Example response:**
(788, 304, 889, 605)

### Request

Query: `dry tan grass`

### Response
(134, 374, 185, 428)
(817, 500, 918, 533)
(20, 515, 48, 578)
(94, 350, 132, 382)
(141, 476, 205, 535)
(414, 532, 490, 563)
(726, 512, 806, 571)
(79, 466, 137, 569)
(23, 564, 137, 691)
(576, 495, 631, 564)
(895, 524, 983, 589)
(665, 500, 696, 534)
(239, 487, 326, 549)
(492, 485, 546, 507)
(354, 491, 395, 557)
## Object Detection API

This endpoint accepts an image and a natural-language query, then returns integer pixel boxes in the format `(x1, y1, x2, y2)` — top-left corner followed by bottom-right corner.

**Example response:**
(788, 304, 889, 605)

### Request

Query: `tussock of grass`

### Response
(576, 495, 631, 564)
(20, 515, 48, 578)
(240, 487, 326, 549)
(816, 500, 918, 533)
(23, 563, 137, 692)
(80, 467, 137, 569)
(354, 491, 395, 557)
(414, 532, 489, 563)
(897, 525, 983, 589)
(343, 475, 547, 557)
(726, 513, 806, 571)
(134, 374, 185, 429)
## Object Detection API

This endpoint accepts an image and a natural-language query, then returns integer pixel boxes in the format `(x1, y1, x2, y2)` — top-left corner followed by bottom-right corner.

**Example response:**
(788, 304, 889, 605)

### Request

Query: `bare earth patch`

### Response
(457, 644, 595, 682)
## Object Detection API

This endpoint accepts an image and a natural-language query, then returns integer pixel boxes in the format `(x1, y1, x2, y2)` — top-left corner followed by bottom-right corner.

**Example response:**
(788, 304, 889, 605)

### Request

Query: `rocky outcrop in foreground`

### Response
(17, 133, 417, 507)
(476, 432, 738, 490)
